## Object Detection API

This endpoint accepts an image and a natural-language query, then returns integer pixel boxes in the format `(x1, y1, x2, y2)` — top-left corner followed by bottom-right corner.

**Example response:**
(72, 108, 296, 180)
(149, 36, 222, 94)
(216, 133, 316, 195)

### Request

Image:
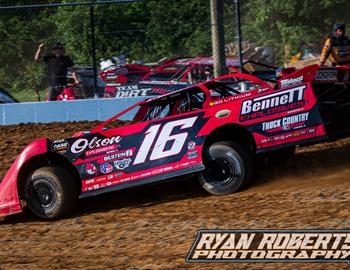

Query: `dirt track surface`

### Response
(1, 122, 350, 269)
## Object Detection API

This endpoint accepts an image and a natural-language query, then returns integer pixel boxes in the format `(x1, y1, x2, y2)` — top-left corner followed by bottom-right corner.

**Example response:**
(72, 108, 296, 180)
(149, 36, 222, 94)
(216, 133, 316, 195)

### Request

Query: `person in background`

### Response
(320, 24, 350, 66)
(35, 42, 77, 101)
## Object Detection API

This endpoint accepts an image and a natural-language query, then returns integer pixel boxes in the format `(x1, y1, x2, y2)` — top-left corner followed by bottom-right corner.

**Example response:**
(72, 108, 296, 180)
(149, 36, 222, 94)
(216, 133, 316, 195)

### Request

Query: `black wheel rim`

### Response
(27, 178, 57, 213)
(205, 156, 241, 185)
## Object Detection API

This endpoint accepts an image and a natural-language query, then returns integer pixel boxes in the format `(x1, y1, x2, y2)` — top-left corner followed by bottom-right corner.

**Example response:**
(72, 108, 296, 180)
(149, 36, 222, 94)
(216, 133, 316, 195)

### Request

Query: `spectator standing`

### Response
(35, 42, 76, 100)
(320, 24, 350, 66)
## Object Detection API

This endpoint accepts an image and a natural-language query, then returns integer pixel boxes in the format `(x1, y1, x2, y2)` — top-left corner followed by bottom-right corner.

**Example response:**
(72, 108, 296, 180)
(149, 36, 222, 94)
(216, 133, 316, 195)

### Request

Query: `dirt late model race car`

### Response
(0, 64, 349, 219)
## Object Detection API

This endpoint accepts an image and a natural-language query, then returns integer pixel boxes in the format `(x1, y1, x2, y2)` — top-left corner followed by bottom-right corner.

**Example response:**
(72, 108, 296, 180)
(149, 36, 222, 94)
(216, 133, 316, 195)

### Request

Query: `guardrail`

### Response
(0, 97, 151, 125)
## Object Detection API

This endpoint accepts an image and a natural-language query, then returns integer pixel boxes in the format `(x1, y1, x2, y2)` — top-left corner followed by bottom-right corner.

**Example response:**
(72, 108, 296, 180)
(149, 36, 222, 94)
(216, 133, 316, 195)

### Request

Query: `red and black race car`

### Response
(0, 64, 349, 219)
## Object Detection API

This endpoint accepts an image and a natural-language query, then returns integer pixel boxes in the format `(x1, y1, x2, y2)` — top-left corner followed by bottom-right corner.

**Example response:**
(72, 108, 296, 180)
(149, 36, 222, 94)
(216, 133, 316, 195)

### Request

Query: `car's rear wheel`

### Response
(198, 142, 253, 195)
(23, 166, 77, 220)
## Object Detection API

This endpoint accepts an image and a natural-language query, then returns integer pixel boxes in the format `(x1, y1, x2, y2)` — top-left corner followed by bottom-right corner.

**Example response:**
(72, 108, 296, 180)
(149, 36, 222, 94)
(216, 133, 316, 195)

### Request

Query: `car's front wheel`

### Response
(23, 166, 78, 219)
(198, 142, 253, 195)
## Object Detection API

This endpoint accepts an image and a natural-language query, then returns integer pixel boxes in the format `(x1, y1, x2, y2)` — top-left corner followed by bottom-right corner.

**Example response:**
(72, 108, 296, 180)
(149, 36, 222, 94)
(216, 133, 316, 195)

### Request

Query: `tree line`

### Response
(0, 0, 349, 98)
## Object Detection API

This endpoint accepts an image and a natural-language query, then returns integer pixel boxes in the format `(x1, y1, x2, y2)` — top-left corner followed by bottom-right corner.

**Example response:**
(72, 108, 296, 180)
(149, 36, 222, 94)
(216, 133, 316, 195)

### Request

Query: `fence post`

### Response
(210, 0, 227, 78)
(233, 0, 243, 72)
(90, 6, 98, 97)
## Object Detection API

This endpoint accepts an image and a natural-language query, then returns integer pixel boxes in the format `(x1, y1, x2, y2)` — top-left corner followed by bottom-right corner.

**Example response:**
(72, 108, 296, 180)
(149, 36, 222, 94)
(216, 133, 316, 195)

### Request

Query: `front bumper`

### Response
(0, 175, 22, 217)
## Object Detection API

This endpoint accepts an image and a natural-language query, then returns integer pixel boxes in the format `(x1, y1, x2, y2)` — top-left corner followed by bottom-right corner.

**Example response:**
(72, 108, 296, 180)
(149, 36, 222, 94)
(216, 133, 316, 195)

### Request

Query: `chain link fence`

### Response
(0, 0, 275, 103)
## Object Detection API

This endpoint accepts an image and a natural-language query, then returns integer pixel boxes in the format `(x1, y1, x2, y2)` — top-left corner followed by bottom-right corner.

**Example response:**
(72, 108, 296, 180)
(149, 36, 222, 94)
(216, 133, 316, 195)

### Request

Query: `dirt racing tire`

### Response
(198, 142, 253, 195)
(23, 166, 78, 220)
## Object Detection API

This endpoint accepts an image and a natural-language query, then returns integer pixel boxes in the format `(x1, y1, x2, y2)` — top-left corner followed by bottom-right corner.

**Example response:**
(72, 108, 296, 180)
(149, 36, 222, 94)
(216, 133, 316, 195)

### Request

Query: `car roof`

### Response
(165, 56, 248, 67)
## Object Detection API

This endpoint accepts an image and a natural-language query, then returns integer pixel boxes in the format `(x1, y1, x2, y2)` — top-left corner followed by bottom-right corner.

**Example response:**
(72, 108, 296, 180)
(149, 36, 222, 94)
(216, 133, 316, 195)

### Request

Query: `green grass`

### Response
(10, 88, 47, 103)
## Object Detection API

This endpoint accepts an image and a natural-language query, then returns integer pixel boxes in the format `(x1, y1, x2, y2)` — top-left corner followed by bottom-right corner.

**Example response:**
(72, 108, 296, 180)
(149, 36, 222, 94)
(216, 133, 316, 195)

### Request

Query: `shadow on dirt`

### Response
(253, 143, 350, 188)
(3, 141, 350, 224)
(1, 175, 209, 224)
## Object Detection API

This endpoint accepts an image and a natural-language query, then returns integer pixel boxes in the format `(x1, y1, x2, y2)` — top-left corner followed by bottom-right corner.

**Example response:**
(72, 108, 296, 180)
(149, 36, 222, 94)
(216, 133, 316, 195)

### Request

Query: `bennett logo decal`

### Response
(71, 136, 122, 154)
(315, 70, 337, 81)
(187, 230, 350, 262)
(100, 163, 113, 174)
(280, 76, 304, 88)
(240, 85, 306, 121)
(50, 140, 69, 153)
(114, 158, 132, 170)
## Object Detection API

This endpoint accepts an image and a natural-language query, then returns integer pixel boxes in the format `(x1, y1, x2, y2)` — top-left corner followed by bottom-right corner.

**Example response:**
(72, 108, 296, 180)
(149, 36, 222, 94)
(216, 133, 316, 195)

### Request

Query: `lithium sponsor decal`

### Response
(262, 112, 309, 131)
(187, 230, 350, 262)
(280, 76, 304, 88)
(315, 70, 337, 81)
(71, 136, 122, 154)
(210, 92, 251, 106)
(240, 85, 306, 121)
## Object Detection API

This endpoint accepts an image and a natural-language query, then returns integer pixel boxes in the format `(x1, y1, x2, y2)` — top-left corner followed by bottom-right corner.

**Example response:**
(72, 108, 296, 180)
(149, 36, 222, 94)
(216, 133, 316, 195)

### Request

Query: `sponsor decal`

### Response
(280, 76, 304, 88)
(141, 172, 152, 177)
(93, 184, 100, 190)
(116, 85, 139, 91)
(240, 85, 306, 121)
(86, 163, 97, 175)
(188, 150, 198, 159)
(215, 110, 231, 118)
(187, 141, 196, 150)
(115, 89, 150, 98)
(103, 149, 134, 162)
(315, 70, 337, 81)
(114, 158, 132, 170)
(85, 179, 95, 184)
(262, 112, 309, 131)
(50, 140, 69, 153)
(163, 166, 174, 172)
(210, 93, 251, 106)
(86, 145, 118, 157)
(258, 87, 270, 93)
(100, 163, 113, 174)
(187, 230, 350, 262)
(71, 136, 122, 154)
(308, 128, 316, 133)
(96, 176, 107, 182)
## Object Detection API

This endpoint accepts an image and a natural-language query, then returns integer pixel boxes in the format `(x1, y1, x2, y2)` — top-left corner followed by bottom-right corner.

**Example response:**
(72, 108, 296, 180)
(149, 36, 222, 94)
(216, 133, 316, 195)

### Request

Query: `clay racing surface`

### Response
(1, 122, 350, 269)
